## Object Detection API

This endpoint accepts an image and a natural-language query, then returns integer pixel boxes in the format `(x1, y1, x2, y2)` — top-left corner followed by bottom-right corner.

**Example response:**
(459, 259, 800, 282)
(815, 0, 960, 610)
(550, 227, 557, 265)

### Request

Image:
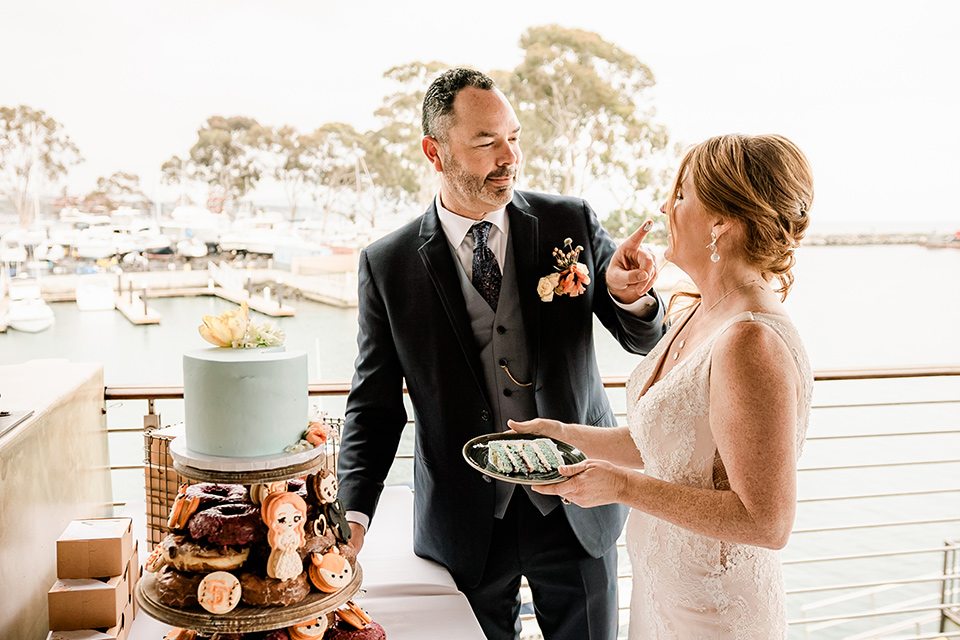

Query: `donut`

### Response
(185, 482, 247, 508)
(238, 570, 310, 607)
(155, 565, 203, 608)
(297, 521, 336, 561)
(189, 502, 266, 546)
(264, 631, 292, 640)
(324, 616, 386, 640)
(160, 534, 249, 573)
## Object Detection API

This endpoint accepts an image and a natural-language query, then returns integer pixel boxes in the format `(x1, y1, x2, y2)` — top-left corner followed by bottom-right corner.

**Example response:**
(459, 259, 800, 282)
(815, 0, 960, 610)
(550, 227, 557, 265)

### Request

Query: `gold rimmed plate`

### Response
(462, 432, 585, 485)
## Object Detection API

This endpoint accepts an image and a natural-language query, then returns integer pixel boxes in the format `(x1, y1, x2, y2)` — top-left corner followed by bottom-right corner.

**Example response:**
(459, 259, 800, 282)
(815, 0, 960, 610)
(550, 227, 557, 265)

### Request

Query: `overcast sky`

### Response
(3, 0, 958, 232)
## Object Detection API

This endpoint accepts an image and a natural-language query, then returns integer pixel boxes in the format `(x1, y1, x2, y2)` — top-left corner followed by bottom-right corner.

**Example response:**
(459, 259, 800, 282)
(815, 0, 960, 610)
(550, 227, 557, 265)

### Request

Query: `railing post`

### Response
(144, 398, 160, 431)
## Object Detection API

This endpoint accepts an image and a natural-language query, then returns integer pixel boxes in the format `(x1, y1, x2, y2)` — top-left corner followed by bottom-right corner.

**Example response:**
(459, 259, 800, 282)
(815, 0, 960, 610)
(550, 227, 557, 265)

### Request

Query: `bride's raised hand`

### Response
(533, 459, 627, 509)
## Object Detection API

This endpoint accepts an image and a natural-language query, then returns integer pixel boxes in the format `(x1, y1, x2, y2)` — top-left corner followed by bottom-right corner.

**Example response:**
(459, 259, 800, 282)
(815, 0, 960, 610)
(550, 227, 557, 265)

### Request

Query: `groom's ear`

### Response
(422, 136, 444, 173)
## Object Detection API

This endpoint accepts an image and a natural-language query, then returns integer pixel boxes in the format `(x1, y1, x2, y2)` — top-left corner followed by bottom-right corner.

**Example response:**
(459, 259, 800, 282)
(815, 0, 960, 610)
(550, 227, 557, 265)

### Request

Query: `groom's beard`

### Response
(444, 153, 519, 211)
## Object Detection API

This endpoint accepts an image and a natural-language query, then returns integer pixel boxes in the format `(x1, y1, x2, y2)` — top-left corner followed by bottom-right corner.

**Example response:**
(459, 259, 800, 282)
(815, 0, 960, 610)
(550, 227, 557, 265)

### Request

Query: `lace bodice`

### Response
(624, 311, 812, 639)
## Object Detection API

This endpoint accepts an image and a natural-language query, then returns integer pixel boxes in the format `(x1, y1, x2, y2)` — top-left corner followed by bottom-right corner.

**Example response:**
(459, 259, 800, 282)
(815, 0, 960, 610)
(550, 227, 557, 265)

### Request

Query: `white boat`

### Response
(75, 274, 116, 311)
(176, 236, 208, 258)
(6, 280, 54, 332)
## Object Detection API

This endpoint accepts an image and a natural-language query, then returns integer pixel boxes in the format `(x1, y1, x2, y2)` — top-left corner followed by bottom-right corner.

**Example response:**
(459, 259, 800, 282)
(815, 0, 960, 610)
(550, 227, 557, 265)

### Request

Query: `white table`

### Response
(126, 486, 485, 639)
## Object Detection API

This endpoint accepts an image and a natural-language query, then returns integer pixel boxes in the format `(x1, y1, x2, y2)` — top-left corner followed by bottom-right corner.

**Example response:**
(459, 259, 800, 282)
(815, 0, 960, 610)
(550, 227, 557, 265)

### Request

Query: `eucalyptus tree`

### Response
(84, 171, 150, 213)
(496, 25, 673, 237)
(371, 61, 450, 212)
(162, 115, 264, 217)
(0, 105, 82, 227)
(255, 124, 313, 222)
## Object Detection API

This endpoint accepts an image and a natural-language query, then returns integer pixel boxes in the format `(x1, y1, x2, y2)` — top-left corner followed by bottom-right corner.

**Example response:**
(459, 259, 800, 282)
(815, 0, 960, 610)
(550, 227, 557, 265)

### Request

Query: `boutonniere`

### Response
(537, 238, 591, 302)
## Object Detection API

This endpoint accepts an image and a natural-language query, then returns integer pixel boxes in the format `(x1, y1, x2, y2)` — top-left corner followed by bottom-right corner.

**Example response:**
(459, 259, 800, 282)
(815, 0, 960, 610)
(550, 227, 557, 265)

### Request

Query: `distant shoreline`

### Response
(803, 232, 959, 247)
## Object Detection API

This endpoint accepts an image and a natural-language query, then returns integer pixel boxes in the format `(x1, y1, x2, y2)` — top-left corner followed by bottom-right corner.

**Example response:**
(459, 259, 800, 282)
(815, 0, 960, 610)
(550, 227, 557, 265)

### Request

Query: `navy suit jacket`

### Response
(338, 191, 667, 587)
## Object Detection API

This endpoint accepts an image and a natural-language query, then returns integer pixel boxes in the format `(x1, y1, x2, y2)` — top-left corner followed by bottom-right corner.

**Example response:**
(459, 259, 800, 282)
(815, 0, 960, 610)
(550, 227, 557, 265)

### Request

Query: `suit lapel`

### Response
(507, 195, 541, 384)
(417, 205, 488, 394)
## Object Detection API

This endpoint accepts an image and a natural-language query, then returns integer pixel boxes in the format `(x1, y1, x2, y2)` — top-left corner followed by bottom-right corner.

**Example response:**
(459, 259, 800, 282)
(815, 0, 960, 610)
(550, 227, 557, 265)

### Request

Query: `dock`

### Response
(114, 292, 162, 325)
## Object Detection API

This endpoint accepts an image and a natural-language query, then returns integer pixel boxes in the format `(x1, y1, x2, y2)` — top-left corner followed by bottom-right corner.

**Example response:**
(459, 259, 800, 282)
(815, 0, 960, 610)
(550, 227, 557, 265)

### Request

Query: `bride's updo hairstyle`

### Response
(671, 133, 813, 299)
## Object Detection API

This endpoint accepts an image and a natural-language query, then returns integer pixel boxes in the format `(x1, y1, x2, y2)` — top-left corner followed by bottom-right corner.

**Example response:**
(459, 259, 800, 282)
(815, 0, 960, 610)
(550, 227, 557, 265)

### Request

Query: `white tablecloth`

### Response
(126, 486, 485, 639)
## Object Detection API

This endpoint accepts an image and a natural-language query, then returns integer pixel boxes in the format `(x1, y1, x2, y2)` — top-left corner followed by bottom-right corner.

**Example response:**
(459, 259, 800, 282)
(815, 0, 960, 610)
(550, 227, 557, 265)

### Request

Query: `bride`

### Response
(511, 133, 814, 639)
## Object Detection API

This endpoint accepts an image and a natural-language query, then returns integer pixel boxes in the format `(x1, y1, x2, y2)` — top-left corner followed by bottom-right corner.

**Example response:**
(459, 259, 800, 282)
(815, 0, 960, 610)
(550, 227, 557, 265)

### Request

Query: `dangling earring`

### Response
(707, 232, 720, 263)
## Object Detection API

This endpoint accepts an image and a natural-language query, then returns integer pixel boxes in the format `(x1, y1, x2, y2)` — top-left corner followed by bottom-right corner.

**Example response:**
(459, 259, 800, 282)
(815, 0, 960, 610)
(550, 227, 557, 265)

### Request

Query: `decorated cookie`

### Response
(144, 544, 166, 573)
(289, 616, 330, 640)
(250, 480, 288, 505)
(338, 601, 372, 630)
(164, 629, 198, 640)
(308, 546, 353, 593)
(197, 571, 241, 614)
(308, 470, 352, 545)
(167, 483, 201, 530)
(262, 491, 308, 581)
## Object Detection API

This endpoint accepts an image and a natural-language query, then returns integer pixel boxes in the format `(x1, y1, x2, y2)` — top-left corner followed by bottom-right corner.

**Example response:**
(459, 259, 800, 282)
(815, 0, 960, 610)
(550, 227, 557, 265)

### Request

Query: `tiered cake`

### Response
(135, 302, 384, 640)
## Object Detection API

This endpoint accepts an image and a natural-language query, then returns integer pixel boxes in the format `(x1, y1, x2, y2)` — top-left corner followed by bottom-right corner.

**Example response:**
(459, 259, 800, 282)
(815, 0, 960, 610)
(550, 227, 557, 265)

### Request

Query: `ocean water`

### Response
(2, 243, 959, 638)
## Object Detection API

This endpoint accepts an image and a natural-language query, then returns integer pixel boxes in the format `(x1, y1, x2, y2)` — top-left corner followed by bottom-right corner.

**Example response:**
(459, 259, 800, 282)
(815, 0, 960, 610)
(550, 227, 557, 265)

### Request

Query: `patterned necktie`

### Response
(471, 221, 501, 311)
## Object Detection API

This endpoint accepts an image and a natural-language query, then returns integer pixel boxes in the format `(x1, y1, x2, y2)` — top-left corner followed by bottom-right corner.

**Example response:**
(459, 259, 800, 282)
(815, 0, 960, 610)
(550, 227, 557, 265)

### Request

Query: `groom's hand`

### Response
(606, 219, 658, 304)
(347, 522, 366, 556)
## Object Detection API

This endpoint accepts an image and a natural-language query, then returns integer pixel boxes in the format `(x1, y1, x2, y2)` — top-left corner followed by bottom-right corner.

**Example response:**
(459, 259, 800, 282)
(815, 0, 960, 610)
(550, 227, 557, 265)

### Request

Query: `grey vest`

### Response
(453, 234, 558, 517)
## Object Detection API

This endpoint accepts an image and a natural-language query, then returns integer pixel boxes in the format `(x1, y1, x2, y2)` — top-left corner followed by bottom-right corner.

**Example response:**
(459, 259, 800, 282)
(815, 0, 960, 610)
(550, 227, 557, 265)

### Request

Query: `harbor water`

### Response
(2, 243, 959, 637)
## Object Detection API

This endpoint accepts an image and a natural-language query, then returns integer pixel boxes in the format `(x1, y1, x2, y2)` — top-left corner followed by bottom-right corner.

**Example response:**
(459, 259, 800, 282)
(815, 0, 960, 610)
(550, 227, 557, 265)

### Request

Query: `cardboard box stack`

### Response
(47, 518, 139, 640)
(144, 424, 192, 545)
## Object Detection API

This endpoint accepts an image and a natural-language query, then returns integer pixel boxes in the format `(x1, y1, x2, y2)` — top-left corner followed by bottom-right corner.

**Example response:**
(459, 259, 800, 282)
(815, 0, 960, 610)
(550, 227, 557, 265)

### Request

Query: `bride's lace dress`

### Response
(625, 311, 813, 639)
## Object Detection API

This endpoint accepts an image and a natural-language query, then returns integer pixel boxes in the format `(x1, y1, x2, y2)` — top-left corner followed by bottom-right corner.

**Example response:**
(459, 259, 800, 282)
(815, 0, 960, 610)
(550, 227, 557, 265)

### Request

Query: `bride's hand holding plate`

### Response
(533, 459, 627, 509)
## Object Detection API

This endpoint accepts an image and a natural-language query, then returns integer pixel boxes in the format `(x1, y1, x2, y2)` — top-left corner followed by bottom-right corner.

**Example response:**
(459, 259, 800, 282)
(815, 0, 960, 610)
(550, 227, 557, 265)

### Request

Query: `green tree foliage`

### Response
(372, 61, 450, 211)
(254, 124, 314, 222)
(496, 25, 673, 237)
(82, 171, 150, 213)
(164, 115, 263, 216)
(0, 105, 82, 228)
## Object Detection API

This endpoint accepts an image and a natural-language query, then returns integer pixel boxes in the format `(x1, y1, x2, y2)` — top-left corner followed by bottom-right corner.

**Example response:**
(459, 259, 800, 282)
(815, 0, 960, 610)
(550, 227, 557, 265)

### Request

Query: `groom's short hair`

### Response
(422, 67, 496, 142)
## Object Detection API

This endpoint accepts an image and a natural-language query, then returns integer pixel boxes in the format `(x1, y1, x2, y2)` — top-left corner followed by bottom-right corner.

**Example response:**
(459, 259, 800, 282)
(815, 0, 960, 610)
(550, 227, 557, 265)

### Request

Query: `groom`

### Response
(337, 67, 665, 640)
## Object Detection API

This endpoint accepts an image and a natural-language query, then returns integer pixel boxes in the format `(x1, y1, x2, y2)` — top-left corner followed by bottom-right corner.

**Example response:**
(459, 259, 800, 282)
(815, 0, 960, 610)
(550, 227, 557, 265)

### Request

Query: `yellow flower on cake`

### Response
(199, 301, 249, 347)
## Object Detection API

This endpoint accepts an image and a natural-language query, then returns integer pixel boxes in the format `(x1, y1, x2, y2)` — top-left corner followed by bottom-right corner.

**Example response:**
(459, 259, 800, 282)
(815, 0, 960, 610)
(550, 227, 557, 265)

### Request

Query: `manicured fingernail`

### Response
(643, 220, 653, 231)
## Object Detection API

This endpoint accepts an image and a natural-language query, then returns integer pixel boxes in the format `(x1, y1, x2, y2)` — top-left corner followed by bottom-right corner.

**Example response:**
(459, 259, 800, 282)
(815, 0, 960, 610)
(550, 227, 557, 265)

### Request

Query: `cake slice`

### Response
(486, 438, 564, 475)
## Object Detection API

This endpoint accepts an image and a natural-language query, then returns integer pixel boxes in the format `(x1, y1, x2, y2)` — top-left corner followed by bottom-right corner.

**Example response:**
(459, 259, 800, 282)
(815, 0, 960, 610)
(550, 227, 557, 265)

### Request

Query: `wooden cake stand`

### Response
(136, 452, 359, 634)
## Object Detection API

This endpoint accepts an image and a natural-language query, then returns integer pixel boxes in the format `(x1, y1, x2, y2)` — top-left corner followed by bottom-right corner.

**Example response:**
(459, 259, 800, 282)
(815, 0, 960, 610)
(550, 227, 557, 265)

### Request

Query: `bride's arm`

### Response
(508, 418, 644, 469)
(536, 321, 800, 550)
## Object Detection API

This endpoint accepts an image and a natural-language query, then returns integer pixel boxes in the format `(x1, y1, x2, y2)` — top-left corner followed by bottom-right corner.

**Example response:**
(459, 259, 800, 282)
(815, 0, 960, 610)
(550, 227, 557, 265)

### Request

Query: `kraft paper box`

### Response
(48, 567, 131, 631)
(57, 518, 133, 579)
(46, 598, 134, 640)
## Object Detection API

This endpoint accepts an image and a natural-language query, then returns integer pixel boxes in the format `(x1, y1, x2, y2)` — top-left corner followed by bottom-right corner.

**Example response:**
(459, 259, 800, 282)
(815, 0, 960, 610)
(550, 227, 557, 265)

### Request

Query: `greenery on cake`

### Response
(198, 301, 285, 348)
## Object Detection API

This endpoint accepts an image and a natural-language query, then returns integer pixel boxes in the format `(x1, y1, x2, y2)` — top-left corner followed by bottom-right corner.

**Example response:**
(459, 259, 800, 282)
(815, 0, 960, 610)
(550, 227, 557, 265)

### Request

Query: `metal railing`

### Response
(104, 365, 960, 639)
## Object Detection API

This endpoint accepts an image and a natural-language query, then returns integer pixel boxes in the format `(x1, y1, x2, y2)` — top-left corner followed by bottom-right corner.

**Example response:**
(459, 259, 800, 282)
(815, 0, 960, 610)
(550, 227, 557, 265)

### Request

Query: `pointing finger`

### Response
(620, 219, 654, 252)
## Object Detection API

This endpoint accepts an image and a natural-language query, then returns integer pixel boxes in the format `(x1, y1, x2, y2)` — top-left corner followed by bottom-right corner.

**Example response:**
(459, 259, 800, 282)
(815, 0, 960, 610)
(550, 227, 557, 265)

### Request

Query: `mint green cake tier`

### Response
(183, 347, 308, 457)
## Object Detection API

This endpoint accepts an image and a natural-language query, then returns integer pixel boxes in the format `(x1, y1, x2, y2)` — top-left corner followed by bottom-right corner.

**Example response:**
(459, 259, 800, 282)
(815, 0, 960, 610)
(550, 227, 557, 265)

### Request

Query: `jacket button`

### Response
(503, 389, 512, 397)
(481, 410, 491, 421)
(497, 326, 506, 334)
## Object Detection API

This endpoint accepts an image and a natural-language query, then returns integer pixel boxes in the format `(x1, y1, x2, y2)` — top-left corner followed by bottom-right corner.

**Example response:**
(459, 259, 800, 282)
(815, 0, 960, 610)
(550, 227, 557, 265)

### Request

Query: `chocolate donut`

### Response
(160, 533, 249, 573)
(185, 483, 247, 508)
(238, 570, 310, 607)
(155, 565, 203, 608)
(189, 502, 266, 546)
(324, 617, 386, 640)
(297, 521, 336, 561)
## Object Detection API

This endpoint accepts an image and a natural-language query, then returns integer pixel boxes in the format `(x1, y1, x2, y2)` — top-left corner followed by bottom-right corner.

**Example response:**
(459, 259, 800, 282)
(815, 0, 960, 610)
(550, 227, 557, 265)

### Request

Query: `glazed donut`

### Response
(160, 533, 249, 573)
(189, 502, 266, 546)
(238, 570, 310, 607)
(297, 520, 336, 561)
(185, 482, 247, 508)
(155, 565, 202, 608)
(324, 617, 386, 640)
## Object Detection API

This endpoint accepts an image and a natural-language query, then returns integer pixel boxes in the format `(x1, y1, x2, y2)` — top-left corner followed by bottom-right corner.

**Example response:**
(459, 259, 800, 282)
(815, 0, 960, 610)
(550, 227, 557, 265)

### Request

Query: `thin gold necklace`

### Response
(672, 278, 762, 360)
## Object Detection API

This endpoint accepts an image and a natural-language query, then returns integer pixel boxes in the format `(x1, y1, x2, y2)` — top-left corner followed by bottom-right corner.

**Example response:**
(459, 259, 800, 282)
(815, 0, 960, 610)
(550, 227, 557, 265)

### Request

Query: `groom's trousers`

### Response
(456, 489, 620, 640)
